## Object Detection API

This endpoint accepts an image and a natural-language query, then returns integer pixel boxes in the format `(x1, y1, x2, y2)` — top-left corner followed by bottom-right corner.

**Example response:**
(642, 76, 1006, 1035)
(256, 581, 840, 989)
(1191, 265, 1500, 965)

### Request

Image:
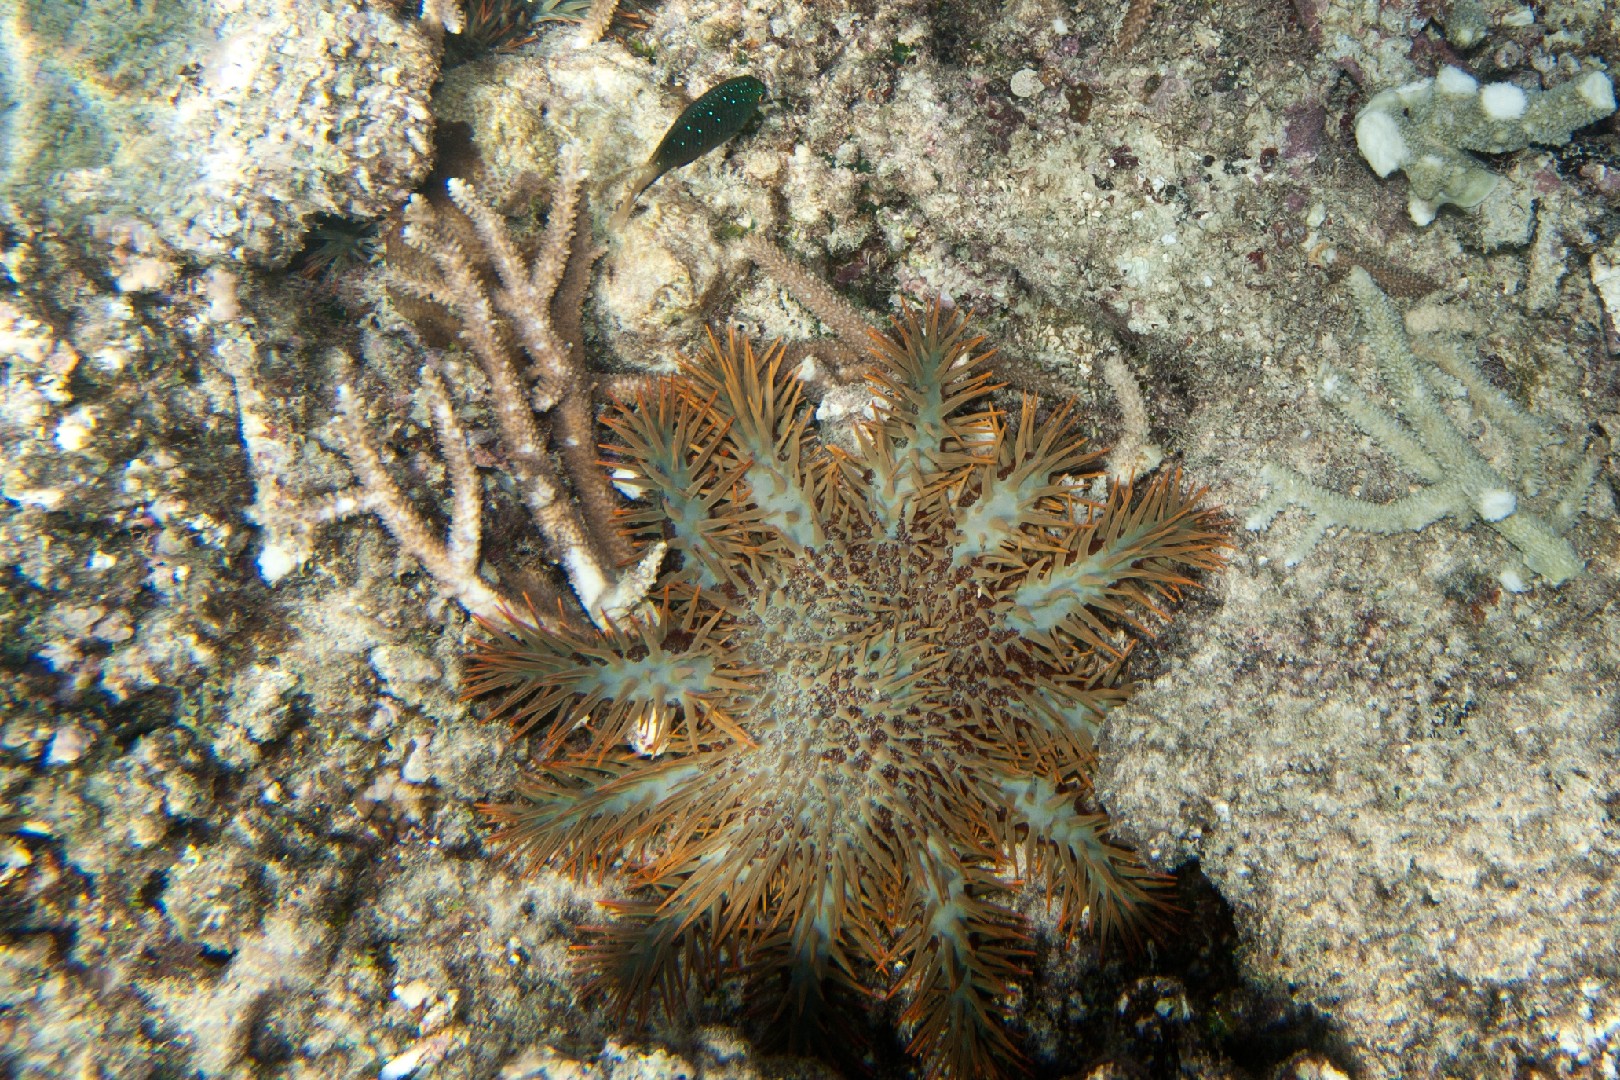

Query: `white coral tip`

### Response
(1578, 71, 1616, 113)
(1354, 110, 1410, 177)
(1435, 66, 1479, 96)
(257, 544, 300, 583)
(1475, 488, 1517, 522)
(1479, 82, 1527, 121)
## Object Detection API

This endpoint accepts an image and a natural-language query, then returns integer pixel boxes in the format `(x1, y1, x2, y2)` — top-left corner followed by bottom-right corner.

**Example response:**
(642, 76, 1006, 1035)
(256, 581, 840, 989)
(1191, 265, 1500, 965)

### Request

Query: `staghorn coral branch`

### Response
(420, 361, 482, 579)
(443, 166, 578, 396)
(1117, 0, 1154, 52)
(1247, 267, 1599, 587)
(216, 331, 367, 585)
(600, 372, 659, 400)
(229, 157, 662, 629)
(736, 235, 876, 369)
(529, 172, 583, 323)
(333, 358, 505, 621)
(1101, 352, 1165, 483)
(384, 169, 662, 626)
(546, 193, 634, 569)
(423, 164, 630, 570)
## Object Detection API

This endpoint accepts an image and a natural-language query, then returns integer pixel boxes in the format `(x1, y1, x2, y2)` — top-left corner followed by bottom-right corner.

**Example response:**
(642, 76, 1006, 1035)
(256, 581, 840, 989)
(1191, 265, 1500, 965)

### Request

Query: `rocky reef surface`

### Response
(2, 0, 1617, 1077)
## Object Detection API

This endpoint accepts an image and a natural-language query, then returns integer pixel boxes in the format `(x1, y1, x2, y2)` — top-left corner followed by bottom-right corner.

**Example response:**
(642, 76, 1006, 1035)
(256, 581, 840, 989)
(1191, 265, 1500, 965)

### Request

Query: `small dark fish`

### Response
(610, 75, 767, 229)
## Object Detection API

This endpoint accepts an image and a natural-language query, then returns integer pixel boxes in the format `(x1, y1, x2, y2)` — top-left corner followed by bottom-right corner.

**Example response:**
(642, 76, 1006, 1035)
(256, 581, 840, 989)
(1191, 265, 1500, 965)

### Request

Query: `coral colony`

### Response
(233, 150, 664, 626)
(1354, 65, 1615, 226)
(467, 308, 1224, 1071)
(1248, 268, 1601, 590)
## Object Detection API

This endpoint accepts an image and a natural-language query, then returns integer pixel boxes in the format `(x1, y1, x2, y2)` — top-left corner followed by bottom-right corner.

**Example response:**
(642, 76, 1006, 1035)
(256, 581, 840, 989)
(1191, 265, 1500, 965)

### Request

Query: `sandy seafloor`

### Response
(2, 0, 1619, 1077)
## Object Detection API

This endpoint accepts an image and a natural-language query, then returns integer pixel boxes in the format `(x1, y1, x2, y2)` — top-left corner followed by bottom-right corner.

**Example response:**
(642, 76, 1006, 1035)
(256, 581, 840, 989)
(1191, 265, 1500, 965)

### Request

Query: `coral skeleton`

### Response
(1247, 267, 1601, 587)
(230, 153, 662, 627)
(471, 303, 1225, 1076)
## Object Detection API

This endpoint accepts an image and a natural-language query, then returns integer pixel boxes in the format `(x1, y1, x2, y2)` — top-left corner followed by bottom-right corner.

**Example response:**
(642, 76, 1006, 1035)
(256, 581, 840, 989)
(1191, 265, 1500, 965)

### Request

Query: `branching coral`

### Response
(1247, 267, 1603, 588)
(229, 154, 662, 627)
(471, 303, 1226, 1076)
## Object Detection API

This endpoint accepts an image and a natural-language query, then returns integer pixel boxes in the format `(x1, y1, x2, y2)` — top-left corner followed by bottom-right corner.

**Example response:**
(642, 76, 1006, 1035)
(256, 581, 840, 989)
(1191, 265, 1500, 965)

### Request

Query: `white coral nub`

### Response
(1479, 82, 1528, 121)
(1474, 488, 1518, 522)
(1435, 66, 1479, 96)
(1353, 111, 1410, 177)
(1578, 70, 1617, 112)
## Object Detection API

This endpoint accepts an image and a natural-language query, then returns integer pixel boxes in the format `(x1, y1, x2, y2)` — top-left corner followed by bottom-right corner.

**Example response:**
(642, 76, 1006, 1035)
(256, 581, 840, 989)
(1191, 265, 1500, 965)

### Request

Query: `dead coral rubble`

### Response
(0, 0, 441, 265)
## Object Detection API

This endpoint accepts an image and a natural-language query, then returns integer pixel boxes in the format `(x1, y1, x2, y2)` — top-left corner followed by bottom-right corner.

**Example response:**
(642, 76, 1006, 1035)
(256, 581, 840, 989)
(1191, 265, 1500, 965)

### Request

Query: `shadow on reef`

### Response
(1018, 863, 1347, 1079)
(624, 863, 1342, 1079)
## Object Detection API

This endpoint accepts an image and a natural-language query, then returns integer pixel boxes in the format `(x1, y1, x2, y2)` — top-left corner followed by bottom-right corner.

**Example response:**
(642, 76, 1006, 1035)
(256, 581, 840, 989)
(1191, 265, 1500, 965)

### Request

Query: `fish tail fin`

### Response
(608, 164, 659, 232)
(608, 192, 637, 232)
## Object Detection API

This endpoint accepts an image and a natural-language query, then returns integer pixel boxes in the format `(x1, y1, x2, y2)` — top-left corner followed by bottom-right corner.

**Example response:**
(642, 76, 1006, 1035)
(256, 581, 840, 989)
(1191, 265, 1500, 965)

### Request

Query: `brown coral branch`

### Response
(736, 235, 875, 378)
(226, 151, 666, 630)
(378, 162, 662, 625)
(333, 358, 505, 620)
(1117, 0, 1155, 53)
(548, 198, 634, 568)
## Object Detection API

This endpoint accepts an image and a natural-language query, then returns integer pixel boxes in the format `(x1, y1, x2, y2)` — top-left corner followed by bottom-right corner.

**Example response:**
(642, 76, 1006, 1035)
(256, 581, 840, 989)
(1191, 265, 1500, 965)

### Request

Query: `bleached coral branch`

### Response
(1247, 267, 1603, 588)
(331, 357, 505, 619)
(216, 330, 364, 585)
(420, 0, 464, 35)
(219, 331, 508, 617)
(1101, 352, 1164, 484)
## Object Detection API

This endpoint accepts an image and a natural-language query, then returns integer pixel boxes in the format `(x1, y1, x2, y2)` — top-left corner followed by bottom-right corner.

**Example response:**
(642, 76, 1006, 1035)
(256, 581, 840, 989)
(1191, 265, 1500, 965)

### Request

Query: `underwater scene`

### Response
(2, 0, 1618, 1077)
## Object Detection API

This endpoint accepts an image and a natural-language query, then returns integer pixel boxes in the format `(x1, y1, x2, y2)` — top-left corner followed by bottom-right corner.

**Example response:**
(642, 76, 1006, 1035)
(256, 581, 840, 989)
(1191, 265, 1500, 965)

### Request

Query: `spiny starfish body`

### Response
(470, 304, 1224, 1076)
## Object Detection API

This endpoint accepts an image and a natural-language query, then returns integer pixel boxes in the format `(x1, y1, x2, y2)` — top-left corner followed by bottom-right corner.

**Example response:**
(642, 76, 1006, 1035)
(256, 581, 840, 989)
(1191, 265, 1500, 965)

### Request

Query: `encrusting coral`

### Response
(469, 303, 1226, 1076)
